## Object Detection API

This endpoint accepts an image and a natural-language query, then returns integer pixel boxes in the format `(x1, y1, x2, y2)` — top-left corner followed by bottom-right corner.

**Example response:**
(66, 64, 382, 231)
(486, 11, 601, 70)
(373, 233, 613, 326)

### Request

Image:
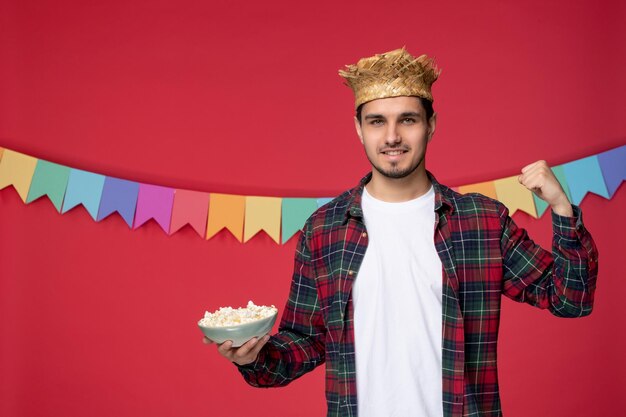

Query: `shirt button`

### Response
(361, 232, 367, 238)
(348, 270, 354, 276)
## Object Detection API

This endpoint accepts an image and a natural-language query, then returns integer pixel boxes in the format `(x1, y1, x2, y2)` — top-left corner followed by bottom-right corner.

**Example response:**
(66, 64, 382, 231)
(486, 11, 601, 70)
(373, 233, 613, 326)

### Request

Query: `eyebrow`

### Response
(364, 111, 421, 120)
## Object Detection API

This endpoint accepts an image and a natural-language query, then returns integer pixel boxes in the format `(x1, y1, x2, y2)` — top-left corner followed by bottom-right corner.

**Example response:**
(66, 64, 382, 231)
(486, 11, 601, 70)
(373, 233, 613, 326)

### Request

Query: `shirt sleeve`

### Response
(235, 219, 326, 387)
(498, 201, 598, 317)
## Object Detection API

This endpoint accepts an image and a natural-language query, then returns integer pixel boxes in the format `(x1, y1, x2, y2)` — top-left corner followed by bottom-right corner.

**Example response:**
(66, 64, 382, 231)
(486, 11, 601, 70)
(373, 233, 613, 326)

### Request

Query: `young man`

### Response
(204, 47, 599, 417)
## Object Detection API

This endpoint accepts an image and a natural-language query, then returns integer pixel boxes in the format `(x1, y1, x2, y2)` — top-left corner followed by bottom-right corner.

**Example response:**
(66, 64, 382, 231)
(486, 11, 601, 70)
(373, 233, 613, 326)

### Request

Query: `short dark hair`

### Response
(356, 96, 434, 124)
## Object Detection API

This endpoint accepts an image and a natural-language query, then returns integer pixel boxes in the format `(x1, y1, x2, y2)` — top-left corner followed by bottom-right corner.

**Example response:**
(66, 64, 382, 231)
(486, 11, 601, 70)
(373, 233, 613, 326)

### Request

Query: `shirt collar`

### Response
(343, 169, 455, 223)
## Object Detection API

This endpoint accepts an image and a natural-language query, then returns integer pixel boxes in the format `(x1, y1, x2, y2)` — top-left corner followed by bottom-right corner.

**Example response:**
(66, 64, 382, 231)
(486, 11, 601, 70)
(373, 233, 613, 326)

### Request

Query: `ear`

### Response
(426, 112, 437, 143)
(354, 116, 364, 145)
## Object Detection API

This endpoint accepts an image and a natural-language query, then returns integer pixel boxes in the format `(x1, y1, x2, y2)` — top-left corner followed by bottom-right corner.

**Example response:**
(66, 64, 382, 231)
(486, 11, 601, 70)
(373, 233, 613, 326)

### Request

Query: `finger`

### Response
(519, 163, 547, 184)
(217, 340, 234, 356)
(203, 336, 215, 345)
(523, 159, 549, 172)
(234, 337, 259, 358)
(521, 161, 539, 173)
(520, 171, 543, 190)
(248, 335, 270, 358)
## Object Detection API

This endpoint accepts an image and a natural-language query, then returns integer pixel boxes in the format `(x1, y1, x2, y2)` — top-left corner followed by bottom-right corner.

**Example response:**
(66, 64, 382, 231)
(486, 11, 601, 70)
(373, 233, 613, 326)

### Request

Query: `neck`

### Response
(365, 166, 432, 202)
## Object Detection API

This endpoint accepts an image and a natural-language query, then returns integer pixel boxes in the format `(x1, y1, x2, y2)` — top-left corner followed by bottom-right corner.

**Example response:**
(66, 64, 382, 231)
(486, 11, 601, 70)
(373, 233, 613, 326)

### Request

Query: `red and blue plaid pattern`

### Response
(236, 170, 598, 417)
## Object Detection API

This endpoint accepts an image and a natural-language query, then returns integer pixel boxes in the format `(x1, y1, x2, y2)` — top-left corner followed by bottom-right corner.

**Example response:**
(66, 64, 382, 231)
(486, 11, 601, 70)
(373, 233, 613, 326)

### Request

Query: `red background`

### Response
(1, 1, 624, 416)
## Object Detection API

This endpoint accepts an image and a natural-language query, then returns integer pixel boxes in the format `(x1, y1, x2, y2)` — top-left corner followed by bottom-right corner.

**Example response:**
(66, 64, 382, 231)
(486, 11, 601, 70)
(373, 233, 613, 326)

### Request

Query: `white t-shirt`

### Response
(353, 183, 443, 417)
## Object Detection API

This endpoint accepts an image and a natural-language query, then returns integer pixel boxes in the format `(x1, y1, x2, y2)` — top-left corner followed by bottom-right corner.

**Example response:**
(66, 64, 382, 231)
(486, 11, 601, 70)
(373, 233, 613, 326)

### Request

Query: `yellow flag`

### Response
(0, 149, 38, 202)
(494, 175, 537, 217)
(244, 196, 282, 244)
(206, 194, 246, 241)
(458, 180, 497, 199)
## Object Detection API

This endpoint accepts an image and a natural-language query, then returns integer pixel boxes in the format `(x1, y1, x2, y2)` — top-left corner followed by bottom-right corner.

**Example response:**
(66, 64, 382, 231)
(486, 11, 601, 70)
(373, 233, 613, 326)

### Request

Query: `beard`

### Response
(365, 149, 425, 179)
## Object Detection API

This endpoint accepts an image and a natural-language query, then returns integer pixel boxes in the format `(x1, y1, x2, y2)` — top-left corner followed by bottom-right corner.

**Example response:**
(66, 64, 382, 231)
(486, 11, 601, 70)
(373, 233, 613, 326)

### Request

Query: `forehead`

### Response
(361, 96, 424, 115)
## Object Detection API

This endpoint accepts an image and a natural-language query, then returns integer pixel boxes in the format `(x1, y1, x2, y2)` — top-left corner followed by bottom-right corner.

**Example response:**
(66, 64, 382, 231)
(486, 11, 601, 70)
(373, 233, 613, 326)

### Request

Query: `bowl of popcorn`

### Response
(198, 301, 278, 347)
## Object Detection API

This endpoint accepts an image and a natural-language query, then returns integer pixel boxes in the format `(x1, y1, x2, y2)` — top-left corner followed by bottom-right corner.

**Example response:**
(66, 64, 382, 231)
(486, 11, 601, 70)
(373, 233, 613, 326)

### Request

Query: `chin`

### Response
(374, 165, 417, 179)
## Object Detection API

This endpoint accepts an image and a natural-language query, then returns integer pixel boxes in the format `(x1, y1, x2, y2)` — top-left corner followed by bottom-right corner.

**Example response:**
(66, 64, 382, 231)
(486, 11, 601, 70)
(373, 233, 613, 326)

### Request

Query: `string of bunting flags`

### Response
(0, 145, 624, 244)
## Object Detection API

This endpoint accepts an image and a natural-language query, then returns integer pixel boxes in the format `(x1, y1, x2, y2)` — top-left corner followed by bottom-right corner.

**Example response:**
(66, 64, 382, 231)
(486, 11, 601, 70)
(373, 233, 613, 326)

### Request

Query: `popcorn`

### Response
(199, 301, 277, 327)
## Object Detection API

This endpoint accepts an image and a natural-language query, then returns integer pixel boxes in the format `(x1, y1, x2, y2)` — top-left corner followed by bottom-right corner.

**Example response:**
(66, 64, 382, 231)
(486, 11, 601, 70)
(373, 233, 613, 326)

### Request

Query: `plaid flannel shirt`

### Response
(236, 170, 598, 417)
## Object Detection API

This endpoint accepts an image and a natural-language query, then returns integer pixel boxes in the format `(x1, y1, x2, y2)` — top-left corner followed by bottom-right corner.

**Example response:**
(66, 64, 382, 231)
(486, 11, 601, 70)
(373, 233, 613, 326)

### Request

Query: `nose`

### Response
(385, 122, 401, 145)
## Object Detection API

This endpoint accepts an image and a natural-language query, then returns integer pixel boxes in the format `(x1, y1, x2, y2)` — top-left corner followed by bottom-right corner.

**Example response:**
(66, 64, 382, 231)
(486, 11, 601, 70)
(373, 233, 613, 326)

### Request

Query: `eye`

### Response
(370, 119, 384, 126)
(402, 118, 416, 124)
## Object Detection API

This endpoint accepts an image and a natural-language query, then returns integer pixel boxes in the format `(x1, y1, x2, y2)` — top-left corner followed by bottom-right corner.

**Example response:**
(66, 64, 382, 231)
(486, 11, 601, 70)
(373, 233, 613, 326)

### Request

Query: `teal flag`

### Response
(281, 198, 319, 244)
(26, 160, 71, 212)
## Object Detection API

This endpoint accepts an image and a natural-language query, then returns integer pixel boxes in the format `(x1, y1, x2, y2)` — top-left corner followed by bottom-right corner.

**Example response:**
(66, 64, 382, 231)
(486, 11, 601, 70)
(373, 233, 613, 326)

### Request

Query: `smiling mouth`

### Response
(381, 150, 408, 156)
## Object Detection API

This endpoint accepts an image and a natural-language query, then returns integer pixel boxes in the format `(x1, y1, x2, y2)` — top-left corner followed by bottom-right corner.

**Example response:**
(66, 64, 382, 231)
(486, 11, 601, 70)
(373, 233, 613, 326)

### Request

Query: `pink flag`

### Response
(133, 184, 175, 233)
(170, 189, 210, 237)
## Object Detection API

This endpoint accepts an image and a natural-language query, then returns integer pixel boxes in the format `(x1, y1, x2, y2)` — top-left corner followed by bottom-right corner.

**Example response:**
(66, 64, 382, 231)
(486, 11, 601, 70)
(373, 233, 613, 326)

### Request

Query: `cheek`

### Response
(361, 137, 378, 152)
(362, 142, 372, 153)
(361, 130, 382, 145)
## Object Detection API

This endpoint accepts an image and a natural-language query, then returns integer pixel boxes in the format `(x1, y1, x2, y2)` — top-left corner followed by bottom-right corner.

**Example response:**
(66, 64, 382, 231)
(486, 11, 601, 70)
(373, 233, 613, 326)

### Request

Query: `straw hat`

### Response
(338, 46, 441, 109)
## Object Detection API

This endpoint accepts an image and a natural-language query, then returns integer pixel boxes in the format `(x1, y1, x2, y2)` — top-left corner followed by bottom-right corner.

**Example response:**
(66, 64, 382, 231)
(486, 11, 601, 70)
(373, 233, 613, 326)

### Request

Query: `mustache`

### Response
(379, 146, 410, 152)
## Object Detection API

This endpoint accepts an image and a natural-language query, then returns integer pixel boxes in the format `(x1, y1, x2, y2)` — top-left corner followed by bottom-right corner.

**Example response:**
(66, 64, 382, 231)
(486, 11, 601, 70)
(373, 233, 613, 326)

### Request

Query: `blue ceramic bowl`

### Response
(198, 311, 278, 347)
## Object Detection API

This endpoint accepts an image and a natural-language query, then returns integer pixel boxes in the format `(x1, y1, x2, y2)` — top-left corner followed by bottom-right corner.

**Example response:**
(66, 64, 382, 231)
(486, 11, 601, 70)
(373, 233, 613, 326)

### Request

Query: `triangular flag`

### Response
(97, 177, 140, 228)
(493, 175, 537, 217)
(552, 165, 573, 202)
(282, 198, 318, 244)
(62, 169, 106, 220)
(458, 180, 497, 199)
(26, 160, 71, 212)
(562, 156, 610, 205)
(532, 165, 573, 218)
(133, 184, 175, 233)
(206, 194, 245, 241)
(244, 196, 282, 243)
(597, 145, 625, 197)
(170, 189, 210, 237)
(317, 197, 334, 208)
(0, 149, 38, 202)
(532, 196, 548, 218)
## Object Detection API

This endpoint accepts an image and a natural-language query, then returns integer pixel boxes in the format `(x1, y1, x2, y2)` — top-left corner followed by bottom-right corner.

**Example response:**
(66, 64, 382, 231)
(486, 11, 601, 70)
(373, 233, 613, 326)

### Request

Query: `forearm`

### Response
(235, 327, 325, 387)
(500, 202, 598, 317)
(547, 204, 598, 317)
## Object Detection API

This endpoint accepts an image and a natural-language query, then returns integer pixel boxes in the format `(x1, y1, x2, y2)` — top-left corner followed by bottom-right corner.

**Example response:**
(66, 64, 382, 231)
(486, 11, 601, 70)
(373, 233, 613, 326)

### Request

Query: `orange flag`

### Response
(458, 180, 497, 199)
(206, 194, 245, 241)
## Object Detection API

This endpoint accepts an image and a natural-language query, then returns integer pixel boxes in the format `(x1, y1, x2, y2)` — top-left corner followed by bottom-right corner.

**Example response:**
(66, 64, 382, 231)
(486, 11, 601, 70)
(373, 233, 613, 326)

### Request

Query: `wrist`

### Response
(551, 200, 573, 217)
